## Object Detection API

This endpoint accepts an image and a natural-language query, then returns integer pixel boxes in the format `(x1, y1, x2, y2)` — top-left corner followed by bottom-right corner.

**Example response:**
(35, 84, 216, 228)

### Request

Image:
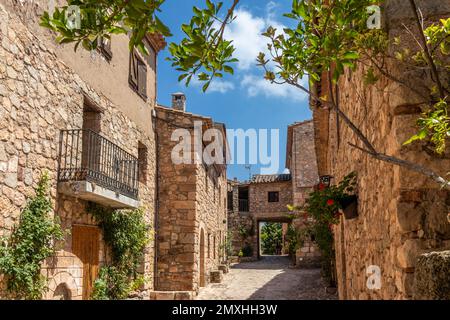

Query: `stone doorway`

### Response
(257, 218, 292, 258)
(200, 228, 206, 287)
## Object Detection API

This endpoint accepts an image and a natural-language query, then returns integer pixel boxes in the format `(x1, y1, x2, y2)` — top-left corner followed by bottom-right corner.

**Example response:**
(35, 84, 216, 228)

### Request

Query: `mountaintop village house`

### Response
(0, 0, 449, 301)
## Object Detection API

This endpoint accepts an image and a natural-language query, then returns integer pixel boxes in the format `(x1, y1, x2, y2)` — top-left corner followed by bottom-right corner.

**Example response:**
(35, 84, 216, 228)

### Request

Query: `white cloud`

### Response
(208, 80, 235, 93)
(241, 75, 308, 102)
(190, 77, 235, 94)
(221, 4, 307, 102)
(224, 5, 285, 71)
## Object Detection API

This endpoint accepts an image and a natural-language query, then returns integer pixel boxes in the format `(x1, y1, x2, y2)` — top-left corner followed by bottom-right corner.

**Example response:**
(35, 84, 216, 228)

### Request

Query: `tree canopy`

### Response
(40, 0, 449, 187)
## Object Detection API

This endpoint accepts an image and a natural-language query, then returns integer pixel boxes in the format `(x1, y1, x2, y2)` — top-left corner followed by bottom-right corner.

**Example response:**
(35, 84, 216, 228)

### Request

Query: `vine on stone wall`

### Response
(0, 173, 65, 300)
(290, 173, 357, 285)
(87, 203, 151, 300)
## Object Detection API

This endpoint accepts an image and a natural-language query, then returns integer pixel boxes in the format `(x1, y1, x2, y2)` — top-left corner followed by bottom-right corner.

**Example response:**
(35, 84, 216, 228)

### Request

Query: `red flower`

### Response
(318, 183, 326, 191)
(327, 199, 335, 206)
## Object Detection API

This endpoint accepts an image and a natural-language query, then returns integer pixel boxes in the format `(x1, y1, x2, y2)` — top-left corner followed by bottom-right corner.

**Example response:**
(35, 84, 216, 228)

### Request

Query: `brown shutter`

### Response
(129, 51, 138, 89)
(98, 37, 112, 60)
(138, 61, 147, 98)
(102, 37, 112, 59)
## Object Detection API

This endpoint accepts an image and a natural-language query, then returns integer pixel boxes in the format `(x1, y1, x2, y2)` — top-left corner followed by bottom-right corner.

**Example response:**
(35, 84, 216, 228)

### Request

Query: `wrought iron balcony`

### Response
(57, 129, 139, 208)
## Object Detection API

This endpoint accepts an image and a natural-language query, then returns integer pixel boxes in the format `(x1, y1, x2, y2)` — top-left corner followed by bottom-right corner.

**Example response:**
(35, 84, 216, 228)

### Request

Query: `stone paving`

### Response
(196, 256, 338, 300)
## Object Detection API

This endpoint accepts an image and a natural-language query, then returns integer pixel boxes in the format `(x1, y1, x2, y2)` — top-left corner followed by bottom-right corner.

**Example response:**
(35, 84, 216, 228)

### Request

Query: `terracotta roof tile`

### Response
(251, 174, 292, 184)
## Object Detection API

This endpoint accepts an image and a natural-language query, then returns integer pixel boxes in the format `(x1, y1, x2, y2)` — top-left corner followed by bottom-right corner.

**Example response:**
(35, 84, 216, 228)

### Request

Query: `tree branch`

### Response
(409, 0, 445, 98)
(348, 143, 449, 187)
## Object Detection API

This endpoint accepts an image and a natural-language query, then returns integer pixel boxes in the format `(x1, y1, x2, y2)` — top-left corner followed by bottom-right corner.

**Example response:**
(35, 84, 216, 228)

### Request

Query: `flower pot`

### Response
(339, 195, 358, 220)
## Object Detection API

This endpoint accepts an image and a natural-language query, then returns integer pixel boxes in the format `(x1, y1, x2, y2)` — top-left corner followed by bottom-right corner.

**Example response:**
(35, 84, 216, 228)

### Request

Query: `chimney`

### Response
(172, 92, 186, 112)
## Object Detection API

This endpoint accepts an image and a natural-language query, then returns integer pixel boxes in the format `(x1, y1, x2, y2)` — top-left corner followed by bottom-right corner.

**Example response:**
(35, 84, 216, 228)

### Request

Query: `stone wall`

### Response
(227, 181, 254, 256)
(313, 0, 450, 300)
(249, 181, 292, 219)
(287, 121, 319, 206)
(0, 3, 156, 298)
(154, 106, 227, 293)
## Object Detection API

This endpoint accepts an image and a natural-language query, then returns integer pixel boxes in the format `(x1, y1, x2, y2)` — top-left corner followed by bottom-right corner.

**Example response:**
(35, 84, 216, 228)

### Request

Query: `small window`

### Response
(129, 50, 147, 100)
(98, 37, 112, 61)
(227, 191, 233, 211)
(268, 191, 279, 203)
(138, 142, 148, 184)
(207, 234, 211, 258)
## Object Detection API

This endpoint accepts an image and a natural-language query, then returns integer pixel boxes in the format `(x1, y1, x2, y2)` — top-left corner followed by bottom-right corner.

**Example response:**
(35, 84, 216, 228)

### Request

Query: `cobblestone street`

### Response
(196, 256, 337, 300)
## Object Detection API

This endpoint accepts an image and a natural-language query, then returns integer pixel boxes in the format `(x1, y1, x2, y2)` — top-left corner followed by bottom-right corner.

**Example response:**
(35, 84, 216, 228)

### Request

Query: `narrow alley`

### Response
(196, 256, 337, 300)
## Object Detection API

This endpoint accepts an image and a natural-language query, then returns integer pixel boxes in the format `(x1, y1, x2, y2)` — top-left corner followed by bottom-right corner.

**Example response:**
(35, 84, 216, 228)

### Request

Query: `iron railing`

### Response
(58, 129, 139, 199)
(239, 199, 249, 212)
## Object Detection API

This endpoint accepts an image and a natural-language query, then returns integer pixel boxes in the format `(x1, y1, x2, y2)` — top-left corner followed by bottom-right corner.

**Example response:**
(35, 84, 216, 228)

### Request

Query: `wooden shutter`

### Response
(129, 51, 138, 89)
(97, 37, 112, 61)
(138, 60, 147, 98)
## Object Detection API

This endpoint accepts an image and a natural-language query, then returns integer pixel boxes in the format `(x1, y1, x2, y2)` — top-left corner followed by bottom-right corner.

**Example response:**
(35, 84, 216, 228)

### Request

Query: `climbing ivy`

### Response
(0, 173, 65, 300)
(87, 203, 151, 300)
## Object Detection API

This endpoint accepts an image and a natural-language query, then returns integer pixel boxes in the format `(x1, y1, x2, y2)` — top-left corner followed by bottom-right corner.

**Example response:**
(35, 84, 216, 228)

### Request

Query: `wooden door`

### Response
(72, 225, 100, 300)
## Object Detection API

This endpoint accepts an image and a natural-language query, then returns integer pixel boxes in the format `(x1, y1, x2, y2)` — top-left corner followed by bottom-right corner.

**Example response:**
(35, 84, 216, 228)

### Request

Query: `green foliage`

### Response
(220, 231, 234, 258)
(404, 99, 450, 154)
(306, 172, 357, 225)
(285, 224, 301, 256)
(88, 203, 151, 300)
(401, 18, 450, 154)
(167, 0, 238, 91)
(238, 222, 254, 240)
(260, 223, 283, 256)
(41, 0, 238, 90)
(288, 173, 356, 285)
(302, 174, 357, 285)
(40, 0, 171, 54)
(258, 0, 381, 84)
(0, 173, 65, 300)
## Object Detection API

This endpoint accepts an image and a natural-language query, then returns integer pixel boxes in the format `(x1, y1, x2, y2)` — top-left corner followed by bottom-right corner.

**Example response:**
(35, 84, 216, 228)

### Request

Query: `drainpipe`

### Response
(152, 109, 160, 290)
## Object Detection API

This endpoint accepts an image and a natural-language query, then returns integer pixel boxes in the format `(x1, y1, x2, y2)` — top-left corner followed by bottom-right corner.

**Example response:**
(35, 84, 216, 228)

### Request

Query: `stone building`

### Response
(152, 96, 228, 296)
(286, 120, 321, 267)
(311, 0, 450, 300)
(0, 0, 227, 300)
(228, 121, 320, 264)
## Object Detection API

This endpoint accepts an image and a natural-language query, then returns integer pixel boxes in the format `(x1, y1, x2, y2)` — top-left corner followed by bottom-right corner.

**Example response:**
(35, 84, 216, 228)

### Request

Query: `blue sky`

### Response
(157, 0, 311, 181)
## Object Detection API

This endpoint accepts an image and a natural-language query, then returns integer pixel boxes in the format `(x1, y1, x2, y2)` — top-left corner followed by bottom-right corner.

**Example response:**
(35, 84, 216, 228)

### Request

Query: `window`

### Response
(138, 142, 148, 184)
(227, 191, 233, 211)
(98, 37, 112, 61)
(129, 50, 147, 100)
(268, 191, 279, 203)
(207, 233, 211, 258)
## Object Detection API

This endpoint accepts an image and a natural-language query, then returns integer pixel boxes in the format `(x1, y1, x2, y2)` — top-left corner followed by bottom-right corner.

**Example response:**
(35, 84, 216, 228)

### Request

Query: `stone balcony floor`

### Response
(196, 256, 337, 300)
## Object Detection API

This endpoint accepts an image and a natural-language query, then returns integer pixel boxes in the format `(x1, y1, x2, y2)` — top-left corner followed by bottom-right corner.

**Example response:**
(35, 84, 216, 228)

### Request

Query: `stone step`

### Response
(209, 270, 224, 284)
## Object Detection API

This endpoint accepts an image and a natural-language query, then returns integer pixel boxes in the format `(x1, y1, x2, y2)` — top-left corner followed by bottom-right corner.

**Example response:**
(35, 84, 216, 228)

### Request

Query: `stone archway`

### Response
(200, 228, 206, 287)
(53, 283, 72, 300)
(41, 250, 83, 300)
